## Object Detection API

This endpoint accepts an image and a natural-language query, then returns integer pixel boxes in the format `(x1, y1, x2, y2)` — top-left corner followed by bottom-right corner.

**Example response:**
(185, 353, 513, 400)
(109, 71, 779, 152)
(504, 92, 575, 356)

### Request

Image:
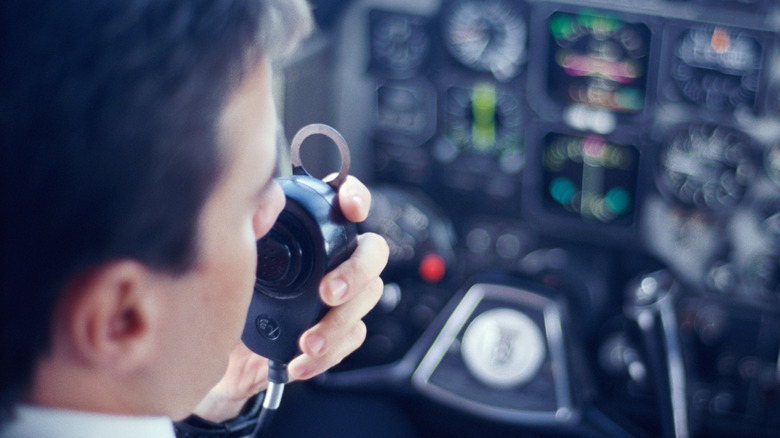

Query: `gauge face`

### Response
(657, 125, 755, 212)
(547, 9, 650, 113)
(542, 132, 639, 225)
(359, 187, 455, 273)
(745, 253, 780, 298)
(370, 10, 429, 74)
(442, 82, 524, 173)
(442, 0, 526, 80)
(756, 196, 780, 244)
(461, 308, 546, 389)
(672, 26, 764, 111)
(766, 142, 780, 186)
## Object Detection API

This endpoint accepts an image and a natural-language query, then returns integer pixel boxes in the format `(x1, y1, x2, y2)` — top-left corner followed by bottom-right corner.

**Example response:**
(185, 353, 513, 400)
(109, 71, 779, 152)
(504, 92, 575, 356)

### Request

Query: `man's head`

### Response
(1, 0, 312, 419)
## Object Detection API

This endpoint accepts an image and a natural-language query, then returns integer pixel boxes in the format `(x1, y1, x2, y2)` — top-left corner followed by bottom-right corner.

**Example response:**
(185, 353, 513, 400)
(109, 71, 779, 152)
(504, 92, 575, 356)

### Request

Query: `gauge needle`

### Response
(665, 154, 707, 179)
(456, 28, 491, 61)
(474, 37, 491, 59)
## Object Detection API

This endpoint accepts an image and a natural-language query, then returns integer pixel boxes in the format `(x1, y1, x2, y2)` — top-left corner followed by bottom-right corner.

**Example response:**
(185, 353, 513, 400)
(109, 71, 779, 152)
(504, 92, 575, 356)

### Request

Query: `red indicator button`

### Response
(419, 253, 446, 283)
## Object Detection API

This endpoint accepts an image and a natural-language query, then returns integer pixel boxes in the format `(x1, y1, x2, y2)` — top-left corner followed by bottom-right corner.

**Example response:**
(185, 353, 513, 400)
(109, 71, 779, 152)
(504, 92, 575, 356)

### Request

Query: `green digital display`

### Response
(443, 82, 524, 174)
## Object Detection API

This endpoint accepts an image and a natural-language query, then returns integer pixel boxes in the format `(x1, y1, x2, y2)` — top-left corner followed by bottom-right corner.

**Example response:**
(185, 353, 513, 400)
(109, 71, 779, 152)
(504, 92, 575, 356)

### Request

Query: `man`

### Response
(0, 0, 389, 436)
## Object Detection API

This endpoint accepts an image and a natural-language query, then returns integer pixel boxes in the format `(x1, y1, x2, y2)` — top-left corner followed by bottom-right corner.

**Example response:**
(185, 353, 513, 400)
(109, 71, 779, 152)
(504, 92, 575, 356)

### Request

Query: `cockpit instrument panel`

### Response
(546, 9, 651, 113)
(325, 0, 780, 436)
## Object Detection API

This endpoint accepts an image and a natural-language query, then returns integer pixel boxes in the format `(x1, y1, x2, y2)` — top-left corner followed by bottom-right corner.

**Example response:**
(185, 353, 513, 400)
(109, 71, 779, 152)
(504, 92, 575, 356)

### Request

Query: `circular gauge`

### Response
(542, 132, 639, 225)
(442, 0, 526, 80)
(443, 82, 523, 171)
(358, 186, 455, 278)
(766, 142, 780, 185)
(755, 195, 780, 244)
(547, 9, 650, 113)
(672, 26, 764, 111)
(657, 125, 756, 212)
(370, 10, 429, 74)
(744, 253, 780, 299)
(461, 308, 546, 389)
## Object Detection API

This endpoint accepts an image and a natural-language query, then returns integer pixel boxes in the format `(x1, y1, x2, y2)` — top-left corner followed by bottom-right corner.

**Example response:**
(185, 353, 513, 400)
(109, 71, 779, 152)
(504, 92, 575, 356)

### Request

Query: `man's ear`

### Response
(58, 260, 160, 373)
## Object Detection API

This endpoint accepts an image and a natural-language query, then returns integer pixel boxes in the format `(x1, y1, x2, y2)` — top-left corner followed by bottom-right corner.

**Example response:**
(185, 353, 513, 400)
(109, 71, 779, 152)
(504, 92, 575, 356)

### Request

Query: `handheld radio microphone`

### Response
(242, 123, 357, 364)
(179, 126, 357, 437)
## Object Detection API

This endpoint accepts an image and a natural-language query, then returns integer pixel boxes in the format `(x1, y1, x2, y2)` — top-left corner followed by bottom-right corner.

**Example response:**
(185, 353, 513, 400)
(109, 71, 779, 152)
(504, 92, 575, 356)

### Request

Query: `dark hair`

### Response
(0, 0, 312, 418)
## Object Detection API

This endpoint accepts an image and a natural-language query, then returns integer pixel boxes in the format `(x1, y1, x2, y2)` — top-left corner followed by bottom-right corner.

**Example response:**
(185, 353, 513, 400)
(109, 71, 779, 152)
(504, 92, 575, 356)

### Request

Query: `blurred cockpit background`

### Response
(268, 1, 780, 437)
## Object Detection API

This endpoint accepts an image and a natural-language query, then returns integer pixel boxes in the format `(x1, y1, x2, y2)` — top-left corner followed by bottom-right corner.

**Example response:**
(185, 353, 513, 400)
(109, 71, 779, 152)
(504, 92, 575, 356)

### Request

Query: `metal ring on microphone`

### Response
(289, 123, 351, 189)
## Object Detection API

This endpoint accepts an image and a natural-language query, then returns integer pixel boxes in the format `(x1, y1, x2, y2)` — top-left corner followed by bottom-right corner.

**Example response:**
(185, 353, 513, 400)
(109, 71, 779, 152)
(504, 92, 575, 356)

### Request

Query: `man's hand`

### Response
(192, 176, 388, 422)
(288, 176, 388, 380)
(191, 343, 270, 422)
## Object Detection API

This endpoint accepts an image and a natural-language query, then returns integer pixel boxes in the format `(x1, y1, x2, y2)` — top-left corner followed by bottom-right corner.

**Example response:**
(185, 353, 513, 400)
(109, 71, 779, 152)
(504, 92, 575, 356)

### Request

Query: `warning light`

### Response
(419, 253, 446, 283)
(711, 27, 731, 54)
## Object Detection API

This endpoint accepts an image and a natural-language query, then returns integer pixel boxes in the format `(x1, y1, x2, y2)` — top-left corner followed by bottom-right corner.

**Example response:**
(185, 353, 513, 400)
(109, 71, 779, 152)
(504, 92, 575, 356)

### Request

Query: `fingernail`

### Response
(329, 278, 347, 302)
(351, 193, 364, 209)
(307, 334, 325, 355)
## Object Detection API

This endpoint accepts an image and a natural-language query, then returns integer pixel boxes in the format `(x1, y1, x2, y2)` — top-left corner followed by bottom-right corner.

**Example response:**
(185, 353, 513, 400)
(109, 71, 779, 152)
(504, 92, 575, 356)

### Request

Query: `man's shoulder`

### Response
(0, 405, 176, 438)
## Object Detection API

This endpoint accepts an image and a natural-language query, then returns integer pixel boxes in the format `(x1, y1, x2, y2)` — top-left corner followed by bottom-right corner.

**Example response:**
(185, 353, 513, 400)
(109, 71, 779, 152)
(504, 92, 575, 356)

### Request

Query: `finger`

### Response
(337, 175, 371, 223)
(320, 232, 389, 306)
(223, 343, 270, 397)
(192, 343, 271, 422)
(301, 276, 383, 357)
(233, 351, 270, 396)
(288, 320, 367, 381)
